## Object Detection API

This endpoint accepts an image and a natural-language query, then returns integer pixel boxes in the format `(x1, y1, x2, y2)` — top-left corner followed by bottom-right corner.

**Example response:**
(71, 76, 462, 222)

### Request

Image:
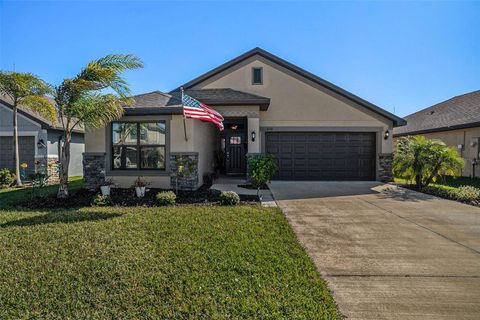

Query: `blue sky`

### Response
(1, 1, 479, 117)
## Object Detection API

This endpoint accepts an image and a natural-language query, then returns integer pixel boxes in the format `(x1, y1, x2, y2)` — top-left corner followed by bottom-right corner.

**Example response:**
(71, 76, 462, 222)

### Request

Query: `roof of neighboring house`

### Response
(173, 47, 406, 127)
(393, 90, 480, 137)
(0, 95, 85, 134)
(124, 88, 271, 115)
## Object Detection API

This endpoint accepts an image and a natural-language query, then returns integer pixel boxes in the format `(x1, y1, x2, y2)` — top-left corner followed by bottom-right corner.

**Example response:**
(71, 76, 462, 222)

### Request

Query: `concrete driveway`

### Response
(269, 181, 480, 320)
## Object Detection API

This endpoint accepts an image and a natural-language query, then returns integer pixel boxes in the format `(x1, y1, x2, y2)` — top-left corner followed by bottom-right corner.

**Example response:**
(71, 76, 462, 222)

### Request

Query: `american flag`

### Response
(182, 92, 224, 131)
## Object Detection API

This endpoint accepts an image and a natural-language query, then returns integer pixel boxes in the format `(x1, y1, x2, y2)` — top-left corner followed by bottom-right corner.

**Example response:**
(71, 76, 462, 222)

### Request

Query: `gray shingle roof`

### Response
(125, 88, 270, 115)
(393, 90, 480, 136)
(0, 95, 84, 133)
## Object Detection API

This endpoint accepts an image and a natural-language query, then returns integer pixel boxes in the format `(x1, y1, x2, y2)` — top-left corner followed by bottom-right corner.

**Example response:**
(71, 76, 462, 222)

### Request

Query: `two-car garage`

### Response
(265, 132, 376, 181)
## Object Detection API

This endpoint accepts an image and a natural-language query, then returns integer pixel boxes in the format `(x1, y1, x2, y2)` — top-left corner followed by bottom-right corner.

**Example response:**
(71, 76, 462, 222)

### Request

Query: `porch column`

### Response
(248, 117, 260, 153)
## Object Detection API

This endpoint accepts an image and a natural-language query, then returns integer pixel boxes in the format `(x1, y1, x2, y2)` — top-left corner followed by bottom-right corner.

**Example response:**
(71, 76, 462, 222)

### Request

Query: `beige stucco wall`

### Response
(193, 120, 217, 185)
(191, 54, 394, 154)
(396, 128, 480, 177)
(84, 127, 106, 153)
(170, 115, 194, 152)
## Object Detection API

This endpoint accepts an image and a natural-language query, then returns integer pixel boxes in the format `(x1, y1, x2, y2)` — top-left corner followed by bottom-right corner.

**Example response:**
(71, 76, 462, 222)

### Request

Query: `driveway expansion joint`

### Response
(360, 198, 480, 256)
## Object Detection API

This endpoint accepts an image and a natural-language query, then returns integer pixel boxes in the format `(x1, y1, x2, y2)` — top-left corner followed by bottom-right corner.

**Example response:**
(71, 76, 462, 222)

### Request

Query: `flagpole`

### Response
(181, 87, 188, 141)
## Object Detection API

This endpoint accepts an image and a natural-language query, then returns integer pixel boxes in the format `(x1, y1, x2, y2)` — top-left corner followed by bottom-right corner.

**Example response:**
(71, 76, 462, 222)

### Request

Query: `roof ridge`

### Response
(172, 47, 405, 126)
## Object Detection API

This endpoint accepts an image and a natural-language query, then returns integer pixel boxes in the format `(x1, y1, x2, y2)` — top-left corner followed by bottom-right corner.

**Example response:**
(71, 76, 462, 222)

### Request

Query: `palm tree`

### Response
(53, 54, 143, 198)
(393, 136, 464, 189)
(0, 72, 56, 186)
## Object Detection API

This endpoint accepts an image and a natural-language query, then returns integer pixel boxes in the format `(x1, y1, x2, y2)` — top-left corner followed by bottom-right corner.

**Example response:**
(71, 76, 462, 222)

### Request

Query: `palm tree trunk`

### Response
(57, 131, 71, 198)
(13, 105, 22, 186)
(424, 163, 442, 187)
(415, 173, 422, 189)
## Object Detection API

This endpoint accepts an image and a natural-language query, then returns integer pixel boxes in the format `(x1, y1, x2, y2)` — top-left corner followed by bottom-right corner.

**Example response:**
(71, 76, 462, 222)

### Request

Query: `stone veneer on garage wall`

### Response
(378, 153, 393, 182)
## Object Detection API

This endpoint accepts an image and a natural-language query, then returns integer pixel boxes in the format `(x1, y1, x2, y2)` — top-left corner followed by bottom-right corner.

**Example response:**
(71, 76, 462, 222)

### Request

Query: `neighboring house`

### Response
(83, 47, 406, 190)
(0, 97, 85, 179)
(394, 90, 480, 178)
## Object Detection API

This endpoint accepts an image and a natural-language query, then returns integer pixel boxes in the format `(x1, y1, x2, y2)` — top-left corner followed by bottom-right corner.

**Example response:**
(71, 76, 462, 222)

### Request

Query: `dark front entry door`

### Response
(225, 132, 246, 175)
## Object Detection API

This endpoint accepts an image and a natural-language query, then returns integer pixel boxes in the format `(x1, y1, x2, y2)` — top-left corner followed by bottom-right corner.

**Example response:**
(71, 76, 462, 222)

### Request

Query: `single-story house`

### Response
(0, 96, 85, 179)
(83, 47, 406, 190)
(394, 90, 480, 178)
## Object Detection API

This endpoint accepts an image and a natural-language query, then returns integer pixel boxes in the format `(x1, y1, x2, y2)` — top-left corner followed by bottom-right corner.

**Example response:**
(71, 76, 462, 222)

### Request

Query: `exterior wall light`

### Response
(37, 139, 46, 149)
(251, 131, 256, 142)
(384, 130, 390, 140)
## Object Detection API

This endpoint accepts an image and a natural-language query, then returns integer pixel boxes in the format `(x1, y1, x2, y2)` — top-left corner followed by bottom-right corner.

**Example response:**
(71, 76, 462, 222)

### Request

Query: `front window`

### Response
(112, 122, 166, 170)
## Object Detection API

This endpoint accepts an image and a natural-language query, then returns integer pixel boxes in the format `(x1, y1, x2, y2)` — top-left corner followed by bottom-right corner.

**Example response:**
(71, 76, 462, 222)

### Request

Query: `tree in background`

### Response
(53, 54, 143, 198)
(0, 72, 56, 186)
(393, 135, 464, 189)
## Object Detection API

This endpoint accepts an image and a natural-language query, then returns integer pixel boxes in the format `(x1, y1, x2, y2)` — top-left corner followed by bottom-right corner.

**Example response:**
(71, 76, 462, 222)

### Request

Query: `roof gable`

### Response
(174, 47, 406, 127)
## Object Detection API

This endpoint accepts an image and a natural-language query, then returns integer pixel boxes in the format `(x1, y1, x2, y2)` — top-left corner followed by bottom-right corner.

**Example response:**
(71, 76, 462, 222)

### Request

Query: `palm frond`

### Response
(95, 54, 144, 71)
(21, 95, 57, 124)
(69, 93, 124, 130)
(0, 71, 51, 102)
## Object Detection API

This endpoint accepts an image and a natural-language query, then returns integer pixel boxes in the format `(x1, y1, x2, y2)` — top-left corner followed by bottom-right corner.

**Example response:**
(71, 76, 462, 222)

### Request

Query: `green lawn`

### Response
(0, 183, 340, 319)
(0, 176, 83, 208)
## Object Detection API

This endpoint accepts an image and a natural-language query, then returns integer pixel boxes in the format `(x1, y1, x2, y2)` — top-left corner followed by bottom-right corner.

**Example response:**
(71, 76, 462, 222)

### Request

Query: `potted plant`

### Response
(132, 177, 149, 198)
(100, 178, 114, 196)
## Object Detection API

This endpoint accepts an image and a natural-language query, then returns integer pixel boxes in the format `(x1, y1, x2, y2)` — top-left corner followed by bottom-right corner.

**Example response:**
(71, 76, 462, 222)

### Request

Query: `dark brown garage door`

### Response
(0, 136, 36, 176)
(266, 132, 376, 181)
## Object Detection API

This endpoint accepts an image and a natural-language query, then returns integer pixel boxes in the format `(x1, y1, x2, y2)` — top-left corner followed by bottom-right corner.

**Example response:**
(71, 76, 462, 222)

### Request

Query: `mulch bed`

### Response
(18, 185, 260, 209)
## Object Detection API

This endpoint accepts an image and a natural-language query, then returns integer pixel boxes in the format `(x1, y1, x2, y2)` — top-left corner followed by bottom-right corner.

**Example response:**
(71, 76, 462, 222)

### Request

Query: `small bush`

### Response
(219, 191, 240, 206)
(92, 194, 112, 206)
(247, 155, 278, 189)
(451, 185, 480, 202)
(156, 191, 176, 206)
(0, 169, 15, 188)
(421, 186, 453, 199)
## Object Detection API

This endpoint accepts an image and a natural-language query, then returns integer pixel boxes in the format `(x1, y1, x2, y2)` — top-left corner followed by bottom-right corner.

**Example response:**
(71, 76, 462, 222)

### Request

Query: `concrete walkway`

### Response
(269, 181, 480, 320)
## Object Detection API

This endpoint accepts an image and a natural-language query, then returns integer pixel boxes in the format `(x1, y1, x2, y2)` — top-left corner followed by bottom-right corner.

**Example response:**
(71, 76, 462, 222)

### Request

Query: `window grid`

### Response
(112, 122, 166, 171)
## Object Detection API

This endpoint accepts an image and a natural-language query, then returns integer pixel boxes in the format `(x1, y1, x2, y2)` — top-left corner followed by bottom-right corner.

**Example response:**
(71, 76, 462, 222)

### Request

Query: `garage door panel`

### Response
(266, 132, 376, 181)
(0, 136, 35, 176)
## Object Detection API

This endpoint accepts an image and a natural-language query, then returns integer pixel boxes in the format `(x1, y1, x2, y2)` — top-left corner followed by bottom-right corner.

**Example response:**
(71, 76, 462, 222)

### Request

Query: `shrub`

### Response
(92, 194, 112, 206)
(0, 169, 15, 188)
(219, 191, 240, 206)
(394, 136, 464, 189)
(247, 155, 278, 191)
(421, 186, 453, 199)
(451, 185, 480, 202)
(156, 191, 176, 206)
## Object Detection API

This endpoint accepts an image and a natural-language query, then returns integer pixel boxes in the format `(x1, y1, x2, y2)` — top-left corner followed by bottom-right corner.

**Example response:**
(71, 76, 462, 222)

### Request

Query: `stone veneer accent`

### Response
(35, 157, 60, 185)
(83, 153, 106, 190)
(170, 153, 199, 191)
(378, 153, 393, 182)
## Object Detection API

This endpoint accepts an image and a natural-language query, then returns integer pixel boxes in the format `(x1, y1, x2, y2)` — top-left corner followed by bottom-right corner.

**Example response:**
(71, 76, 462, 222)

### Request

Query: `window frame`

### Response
(252, 67, 263, 85)
(111, 121, 167, 171)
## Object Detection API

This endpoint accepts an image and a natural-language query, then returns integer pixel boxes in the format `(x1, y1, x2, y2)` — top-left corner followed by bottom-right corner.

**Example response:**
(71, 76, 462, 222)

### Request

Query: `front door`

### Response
(224, 120, 247, 175)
